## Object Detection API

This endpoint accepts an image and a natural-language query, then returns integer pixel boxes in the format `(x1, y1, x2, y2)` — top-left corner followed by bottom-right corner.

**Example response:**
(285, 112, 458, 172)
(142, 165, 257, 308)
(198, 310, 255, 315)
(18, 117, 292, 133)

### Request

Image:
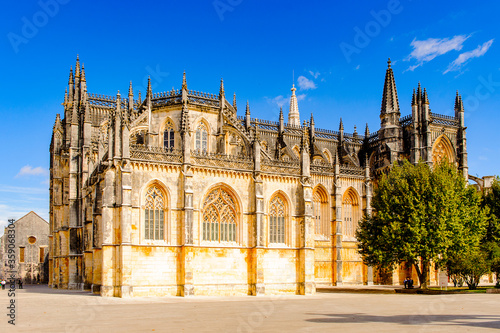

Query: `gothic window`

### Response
(202, 187, 237, 242)
(342, 189, 360, 238)
(195, 123, 208, 152)
(432, 135, 454, 165)
(144, 185, 165, 240)
(269, 195, 286, 244)
(163, 120, 175, 150)
(313, 187, 329, 238)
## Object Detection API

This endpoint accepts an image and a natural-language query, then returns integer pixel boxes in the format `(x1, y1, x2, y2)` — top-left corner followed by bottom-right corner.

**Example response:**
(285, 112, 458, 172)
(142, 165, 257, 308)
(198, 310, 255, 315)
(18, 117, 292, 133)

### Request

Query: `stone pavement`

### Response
(1, 285, 499, 332)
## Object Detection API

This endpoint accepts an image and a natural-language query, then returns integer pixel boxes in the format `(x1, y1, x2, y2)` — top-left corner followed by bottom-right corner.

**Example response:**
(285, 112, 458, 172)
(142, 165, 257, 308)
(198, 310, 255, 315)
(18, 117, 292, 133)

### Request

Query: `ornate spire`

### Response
(233, 92, 237, 111)
(310, 113, 315, 126)
(147, 76, 152, 95)
(339, 117, 344, 131)
(381, 57, 400, 115)
(423, 88, 429, 104)
(353, 125, 357, 137)
(219, 78, 225, 97)
(81, 63, 86, 81)
(417, 82, 422, 102)
(246, 100, 250, 116)
(68, 66, 74, 85)
(365, 123, 370, 138)
(454, 91, 459, 109)
(182, 71, 187, 90)
(288, 84, 300, 126)
(279, 107, 284, 121)
(301, 120, 310, 154)
(129, 81, 133, 96)
(412, 88, 417, 106)
(75, 55, 80, 78)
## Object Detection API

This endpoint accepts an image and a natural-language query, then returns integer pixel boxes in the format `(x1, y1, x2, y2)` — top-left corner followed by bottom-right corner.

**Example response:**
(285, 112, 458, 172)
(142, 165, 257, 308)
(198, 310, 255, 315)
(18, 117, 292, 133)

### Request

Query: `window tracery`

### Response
(202, 187, 237, 242)
(144, 185, 165, 240)
(269, 195, 286, 244)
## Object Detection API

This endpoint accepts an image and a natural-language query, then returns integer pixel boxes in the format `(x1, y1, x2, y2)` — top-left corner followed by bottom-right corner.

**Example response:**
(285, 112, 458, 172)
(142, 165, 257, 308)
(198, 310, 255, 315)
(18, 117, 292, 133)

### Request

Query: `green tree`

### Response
(483, 177, 500, 283)
(356, 160, 487, 289)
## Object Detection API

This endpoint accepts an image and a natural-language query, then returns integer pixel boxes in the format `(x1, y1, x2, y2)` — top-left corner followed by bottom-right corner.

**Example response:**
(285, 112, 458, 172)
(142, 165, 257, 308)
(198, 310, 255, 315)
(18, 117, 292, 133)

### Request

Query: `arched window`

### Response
(195, 123, 208, 152)
(269, 195, 286, 244)
(432, 135, 455, 165)
(164, 120, 175, 150)
(342, 189, 360, 238)
(202, 187, 237, 242)
(144, 185, 165, 240)
(313, 187, 329, 238)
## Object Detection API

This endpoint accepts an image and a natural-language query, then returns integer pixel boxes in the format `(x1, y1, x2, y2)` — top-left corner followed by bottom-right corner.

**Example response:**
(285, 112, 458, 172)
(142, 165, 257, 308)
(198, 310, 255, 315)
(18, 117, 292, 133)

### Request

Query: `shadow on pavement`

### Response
(306, 313, 500, 329)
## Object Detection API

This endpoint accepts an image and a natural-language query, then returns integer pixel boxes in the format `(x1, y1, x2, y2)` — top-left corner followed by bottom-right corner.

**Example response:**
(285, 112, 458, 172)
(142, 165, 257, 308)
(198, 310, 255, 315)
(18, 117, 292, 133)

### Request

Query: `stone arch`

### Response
(313, 184, 330, 238)
(292, 145, 300, 158)
(342, 187, 361, 239)
(200, 183, 242, 243)
(432, 134, 455, 165)
(323, 148, 333, 164)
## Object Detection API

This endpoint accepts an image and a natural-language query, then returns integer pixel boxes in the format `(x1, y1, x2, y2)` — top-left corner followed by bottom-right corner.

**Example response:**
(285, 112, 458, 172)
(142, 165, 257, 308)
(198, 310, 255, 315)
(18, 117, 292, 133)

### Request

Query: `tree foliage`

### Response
(356, 160, 487, 288)
(483, 177, 500, 281)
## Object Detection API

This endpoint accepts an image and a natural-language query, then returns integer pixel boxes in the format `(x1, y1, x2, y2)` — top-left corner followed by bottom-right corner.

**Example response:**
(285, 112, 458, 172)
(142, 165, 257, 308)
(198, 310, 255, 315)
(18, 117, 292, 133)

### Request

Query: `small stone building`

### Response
(0, 211, 50, 283)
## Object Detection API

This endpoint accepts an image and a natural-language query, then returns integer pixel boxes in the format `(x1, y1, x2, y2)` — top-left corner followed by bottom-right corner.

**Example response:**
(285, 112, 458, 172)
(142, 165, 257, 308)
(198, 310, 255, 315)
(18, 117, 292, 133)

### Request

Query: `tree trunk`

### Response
(414, 258, 429, 289)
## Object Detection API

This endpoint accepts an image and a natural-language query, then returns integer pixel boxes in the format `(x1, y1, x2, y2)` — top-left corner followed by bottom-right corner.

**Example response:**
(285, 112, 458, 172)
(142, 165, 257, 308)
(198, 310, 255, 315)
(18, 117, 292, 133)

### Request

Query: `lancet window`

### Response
(144, 185, 165, 240)
(269, 195, 286, 244)
(342, 189, 360, 238)
(313, 187, 329, 238)
(164, 120, 175, 150)
(195, 123, 208, 152)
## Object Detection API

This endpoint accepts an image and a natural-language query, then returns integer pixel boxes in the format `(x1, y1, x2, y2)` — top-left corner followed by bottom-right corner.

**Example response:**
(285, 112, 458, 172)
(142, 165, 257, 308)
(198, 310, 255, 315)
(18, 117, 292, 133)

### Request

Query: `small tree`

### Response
(356, 160, 487, 289)
(447, 245, 490, 290)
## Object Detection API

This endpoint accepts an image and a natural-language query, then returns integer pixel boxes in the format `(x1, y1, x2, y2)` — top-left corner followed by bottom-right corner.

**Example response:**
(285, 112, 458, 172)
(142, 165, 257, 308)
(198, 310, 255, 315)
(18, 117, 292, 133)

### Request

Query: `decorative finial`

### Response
(233, 92, 237, 109)
(310, 113, 314, 125)
(246, 100, 250, 116)
(387, 58, 391, 68)
(365, 123, 370, 137)
(129, 81, 133, 96)
(339, 117, 344, 131)
(182, 71, 187, 90)
(219, 78, 225, 97)
(147, 76, 152, 94)
(81, 63, 86, 81)
(279, 107, 283, 120)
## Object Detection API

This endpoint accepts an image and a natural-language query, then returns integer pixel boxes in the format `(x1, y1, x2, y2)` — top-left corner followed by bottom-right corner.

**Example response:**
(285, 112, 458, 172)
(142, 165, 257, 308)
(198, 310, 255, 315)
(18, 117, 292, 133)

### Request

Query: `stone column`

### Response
(180, 165, 194, 296)
(333, 164, 343, 286)
(101, 168, 116, 297)
(298, 179, 315, 295)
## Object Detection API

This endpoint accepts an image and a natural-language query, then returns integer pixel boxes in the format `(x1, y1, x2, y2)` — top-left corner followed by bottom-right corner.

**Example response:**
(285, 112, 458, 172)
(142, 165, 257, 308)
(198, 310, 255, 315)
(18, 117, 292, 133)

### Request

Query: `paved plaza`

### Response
(1, 285, 499, 332)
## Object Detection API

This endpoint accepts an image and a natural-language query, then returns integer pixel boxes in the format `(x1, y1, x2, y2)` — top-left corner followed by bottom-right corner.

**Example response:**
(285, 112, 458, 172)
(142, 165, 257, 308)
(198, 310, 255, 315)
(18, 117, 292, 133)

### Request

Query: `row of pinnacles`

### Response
(49, 56, 468, 297)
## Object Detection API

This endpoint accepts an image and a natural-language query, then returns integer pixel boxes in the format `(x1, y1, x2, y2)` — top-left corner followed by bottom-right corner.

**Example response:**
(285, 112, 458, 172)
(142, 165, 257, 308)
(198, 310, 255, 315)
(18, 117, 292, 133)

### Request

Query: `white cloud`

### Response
(355, 65, 360, 70)
(269, 95, 287, 108)
(444, 39, 494, 74)
(297, 94, 306, 102)
(16, 165, 48, 177)
(308, 71, 320, 79)
(0, 185, 47, 194)
(405, 35, 470, 71)
(297, 76, 316, 90)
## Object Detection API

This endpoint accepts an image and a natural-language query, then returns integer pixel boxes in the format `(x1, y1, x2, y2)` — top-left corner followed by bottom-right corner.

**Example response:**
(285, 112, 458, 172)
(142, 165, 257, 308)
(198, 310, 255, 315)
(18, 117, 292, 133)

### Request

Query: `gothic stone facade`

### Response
(49, 58, 467, 297)
(0, 212, 50, 283)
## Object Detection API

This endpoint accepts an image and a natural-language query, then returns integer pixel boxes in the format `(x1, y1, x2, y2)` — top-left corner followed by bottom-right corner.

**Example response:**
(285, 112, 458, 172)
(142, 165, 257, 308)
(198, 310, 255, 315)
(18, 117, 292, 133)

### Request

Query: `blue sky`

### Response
(1, 0, 499, 232)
